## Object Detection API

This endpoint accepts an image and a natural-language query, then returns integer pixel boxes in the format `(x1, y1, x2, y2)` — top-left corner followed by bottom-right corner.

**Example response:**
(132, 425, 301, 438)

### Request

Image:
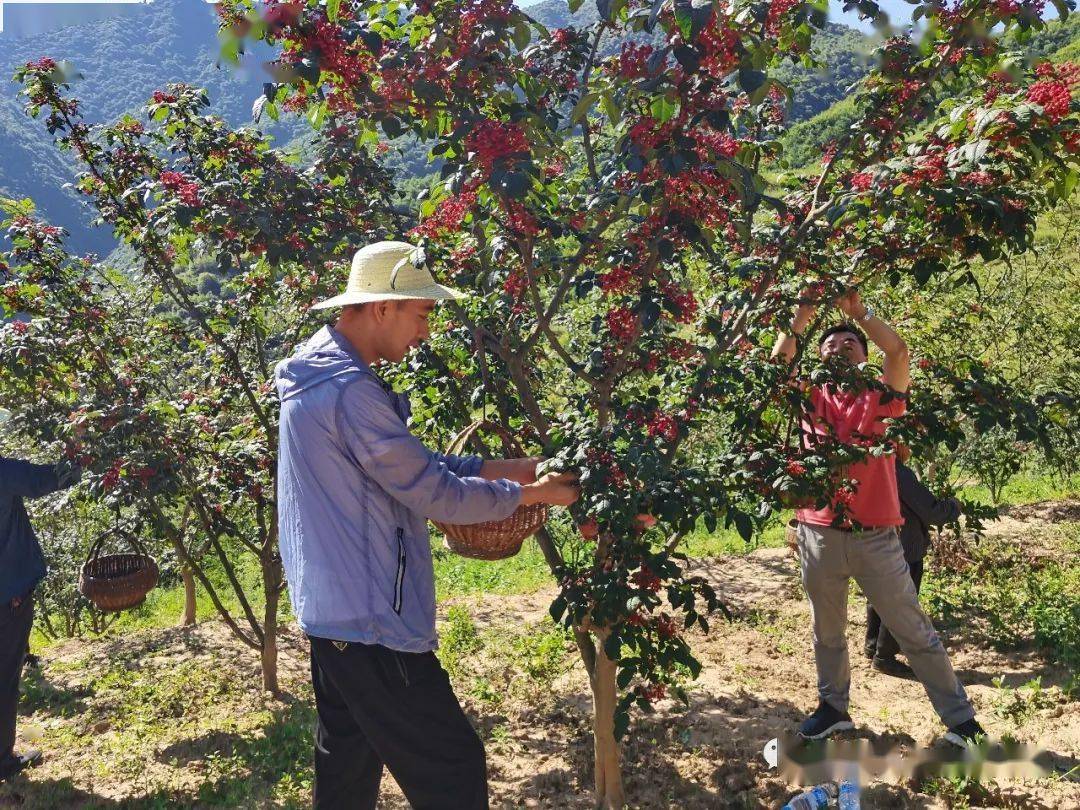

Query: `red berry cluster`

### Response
(646, 412, 679, 443)
(301, 19, 374, 87)
(663, 286, 698, 323)
(765, 0, 799, 36)
(25, 57, 57, 73)
(1027, 78, 1073, 124)
(611, 43, 655, 80)
(962, 171, 995, 187)
(695, 15, 740, 78)
(598, 265, 638, 294)
(641, 683, 667, 702)
(850, 172, 874, 192)
(606, 306, 638, 343)
(631, 566, 662, 593)
(464, 119, 529, 173)
(786, 460, 806, 476)
(159, 171, 201, 207)
(152, 90, 177, 104)
(410, 188, 478, 239)
(502, 201, 539, 237)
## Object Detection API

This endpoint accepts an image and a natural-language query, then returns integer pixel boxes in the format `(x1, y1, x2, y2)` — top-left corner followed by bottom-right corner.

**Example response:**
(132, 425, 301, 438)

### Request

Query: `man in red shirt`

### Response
(773, 290, 984, 747)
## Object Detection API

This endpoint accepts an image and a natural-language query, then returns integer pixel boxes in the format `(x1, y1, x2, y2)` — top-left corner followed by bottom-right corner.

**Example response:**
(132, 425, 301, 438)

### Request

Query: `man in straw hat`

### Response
(275, 241, 578, 809)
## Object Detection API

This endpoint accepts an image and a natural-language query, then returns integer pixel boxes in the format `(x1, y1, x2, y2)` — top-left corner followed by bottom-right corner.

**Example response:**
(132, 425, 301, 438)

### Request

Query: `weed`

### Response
(923, 537, 1080, 670)
(439, 605, 482, 679)
(989, 676, 1054, 725)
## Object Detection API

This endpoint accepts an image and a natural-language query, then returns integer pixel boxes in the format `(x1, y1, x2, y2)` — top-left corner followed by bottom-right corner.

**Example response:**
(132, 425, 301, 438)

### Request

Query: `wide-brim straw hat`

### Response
(312, 240, 468, 310)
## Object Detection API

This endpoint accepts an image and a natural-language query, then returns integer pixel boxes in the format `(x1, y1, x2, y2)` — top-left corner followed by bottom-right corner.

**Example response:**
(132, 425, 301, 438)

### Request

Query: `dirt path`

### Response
(2, 502, 1077, 809)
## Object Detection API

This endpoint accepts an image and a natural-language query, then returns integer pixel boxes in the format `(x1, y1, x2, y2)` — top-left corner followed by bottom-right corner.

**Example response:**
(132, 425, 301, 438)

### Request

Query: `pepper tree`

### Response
(0, 70, 400, 692)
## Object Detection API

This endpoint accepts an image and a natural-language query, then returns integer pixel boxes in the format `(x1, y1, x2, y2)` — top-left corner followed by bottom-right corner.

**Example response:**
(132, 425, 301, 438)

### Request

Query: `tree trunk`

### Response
(590, 636, 625, 809)
(179, 565, 197, 626)
(261, 552, 283, 695)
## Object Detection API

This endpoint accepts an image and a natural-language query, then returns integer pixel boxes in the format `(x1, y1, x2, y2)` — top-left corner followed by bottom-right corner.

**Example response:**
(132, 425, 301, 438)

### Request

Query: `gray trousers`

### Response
(797, 522, 974, 728)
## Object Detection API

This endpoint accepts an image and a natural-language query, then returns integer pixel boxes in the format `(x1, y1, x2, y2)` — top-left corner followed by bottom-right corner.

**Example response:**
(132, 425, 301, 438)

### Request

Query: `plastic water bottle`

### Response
(781, 783, 838, 810)
(837, 780, 861, 809)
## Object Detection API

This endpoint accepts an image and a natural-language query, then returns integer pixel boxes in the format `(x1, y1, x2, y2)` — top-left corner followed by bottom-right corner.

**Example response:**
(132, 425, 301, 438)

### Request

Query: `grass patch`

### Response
(923, 529, 1080, 671)
(437, 606, 576, 714)
(957, 471, 1080, 507)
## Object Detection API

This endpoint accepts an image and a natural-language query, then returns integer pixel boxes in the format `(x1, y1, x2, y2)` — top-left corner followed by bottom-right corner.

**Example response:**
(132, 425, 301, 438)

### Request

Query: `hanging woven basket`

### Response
(432, 420, 549, 561)
(78, 528, 160, 612)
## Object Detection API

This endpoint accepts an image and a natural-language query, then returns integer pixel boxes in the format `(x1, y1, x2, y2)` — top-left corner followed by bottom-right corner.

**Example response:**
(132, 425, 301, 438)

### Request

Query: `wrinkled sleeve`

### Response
(431, 452, 485, 478)
(0, 458, 61, 499)
(337, 378, 521, 524)
(897, 465, 962, 528)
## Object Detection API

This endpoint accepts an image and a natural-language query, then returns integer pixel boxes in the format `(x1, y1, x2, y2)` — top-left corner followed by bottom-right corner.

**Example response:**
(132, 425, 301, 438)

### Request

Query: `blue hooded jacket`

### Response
(0, 457, 63, 604)
(275, 326, 521, 652)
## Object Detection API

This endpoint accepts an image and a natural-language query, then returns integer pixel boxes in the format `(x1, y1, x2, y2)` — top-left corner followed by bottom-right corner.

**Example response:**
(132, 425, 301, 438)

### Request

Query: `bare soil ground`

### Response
(1, 502, 1077, 809)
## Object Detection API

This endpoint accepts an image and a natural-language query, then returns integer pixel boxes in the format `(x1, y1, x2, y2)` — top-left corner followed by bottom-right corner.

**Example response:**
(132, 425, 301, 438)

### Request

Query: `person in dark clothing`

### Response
(0, 455, 80, 783)
(865, 461, 961, 678)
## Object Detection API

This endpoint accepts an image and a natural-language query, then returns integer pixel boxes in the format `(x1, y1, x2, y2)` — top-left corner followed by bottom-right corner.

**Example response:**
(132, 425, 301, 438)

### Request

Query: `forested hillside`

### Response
(783, 13, 1080, 167)
(0, 1, 298, 255)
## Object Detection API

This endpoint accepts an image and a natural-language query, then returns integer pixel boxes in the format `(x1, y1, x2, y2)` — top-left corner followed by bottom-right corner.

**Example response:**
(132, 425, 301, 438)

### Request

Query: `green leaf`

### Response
(307, 101, 327, 130)
(571, 92, 599, 125)
(549, 594, 567, 623)
(569, 0, 585, 11)
(327, 0, 342, 22)
(601, 92, 621, 125)
(674, 2, 693, 39)
(512, 19, 532, 51)
(731, 510, 753, 543)
(737, 68, 766, 94)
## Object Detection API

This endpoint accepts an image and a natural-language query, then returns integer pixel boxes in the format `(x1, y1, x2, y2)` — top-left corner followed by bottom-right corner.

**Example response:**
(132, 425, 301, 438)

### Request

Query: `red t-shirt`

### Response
(796, 380, 906, 528)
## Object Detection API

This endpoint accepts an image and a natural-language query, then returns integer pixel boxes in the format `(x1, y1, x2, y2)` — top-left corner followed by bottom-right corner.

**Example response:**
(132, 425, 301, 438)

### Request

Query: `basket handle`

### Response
(84, 526, 150, 564)
(445, 420, 524, 460)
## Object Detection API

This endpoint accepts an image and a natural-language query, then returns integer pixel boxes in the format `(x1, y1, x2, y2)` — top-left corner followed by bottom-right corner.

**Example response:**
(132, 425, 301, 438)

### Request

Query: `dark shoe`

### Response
(943, 718, 987, 748)
(798, 701, 854, 740)
(863, 641, 877, 660)
(0, 749, 42, 783)
(872, 656, 916, 679)
(23, 652, 40, 669)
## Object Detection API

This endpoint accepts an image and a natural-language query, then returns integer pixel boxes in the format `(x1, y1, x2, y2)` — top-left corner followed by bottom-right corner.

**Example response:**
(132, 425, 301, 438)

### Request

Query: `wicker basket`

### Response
(432, 420, 549, 560)
(78, 530, 160, 612)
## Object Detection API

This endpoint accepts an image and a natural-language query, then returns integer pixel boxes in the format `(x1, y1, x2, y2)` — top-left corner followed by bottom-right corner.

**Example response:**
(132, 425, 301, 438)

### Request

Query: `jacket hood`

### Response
(275, 326, 370, 402)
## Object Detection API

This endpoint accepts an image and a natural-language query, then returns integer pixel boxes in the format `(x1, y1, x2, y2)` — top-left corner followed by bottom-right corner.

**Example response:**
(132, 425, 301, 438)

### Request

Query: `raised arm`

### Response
(837, 290, 910, 393)
(771, 302, 817, 363)
(0, 457, 65, 499)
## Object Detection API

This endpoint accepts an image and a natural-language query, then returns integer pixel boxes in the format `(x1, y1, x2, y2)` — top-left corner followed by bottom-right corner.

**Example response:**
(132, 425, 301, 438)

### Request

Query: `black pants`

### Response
(1, 596, 34, 763)
(866, 558, 924, 660)
(309, 637, 487, 810)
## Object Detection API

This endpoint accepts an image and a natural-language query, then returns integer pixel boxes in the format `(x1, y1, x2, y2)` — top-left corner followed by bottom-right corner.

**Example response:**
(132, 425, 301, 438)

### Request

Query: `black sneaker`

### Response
(0, 749, 42, 783)
(872, 656, 916, 680)
(943, 718, 987, 748)
(863, 641, 877, 660)
(798, 701, 854, 740)
(23, 652, 40, 669)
